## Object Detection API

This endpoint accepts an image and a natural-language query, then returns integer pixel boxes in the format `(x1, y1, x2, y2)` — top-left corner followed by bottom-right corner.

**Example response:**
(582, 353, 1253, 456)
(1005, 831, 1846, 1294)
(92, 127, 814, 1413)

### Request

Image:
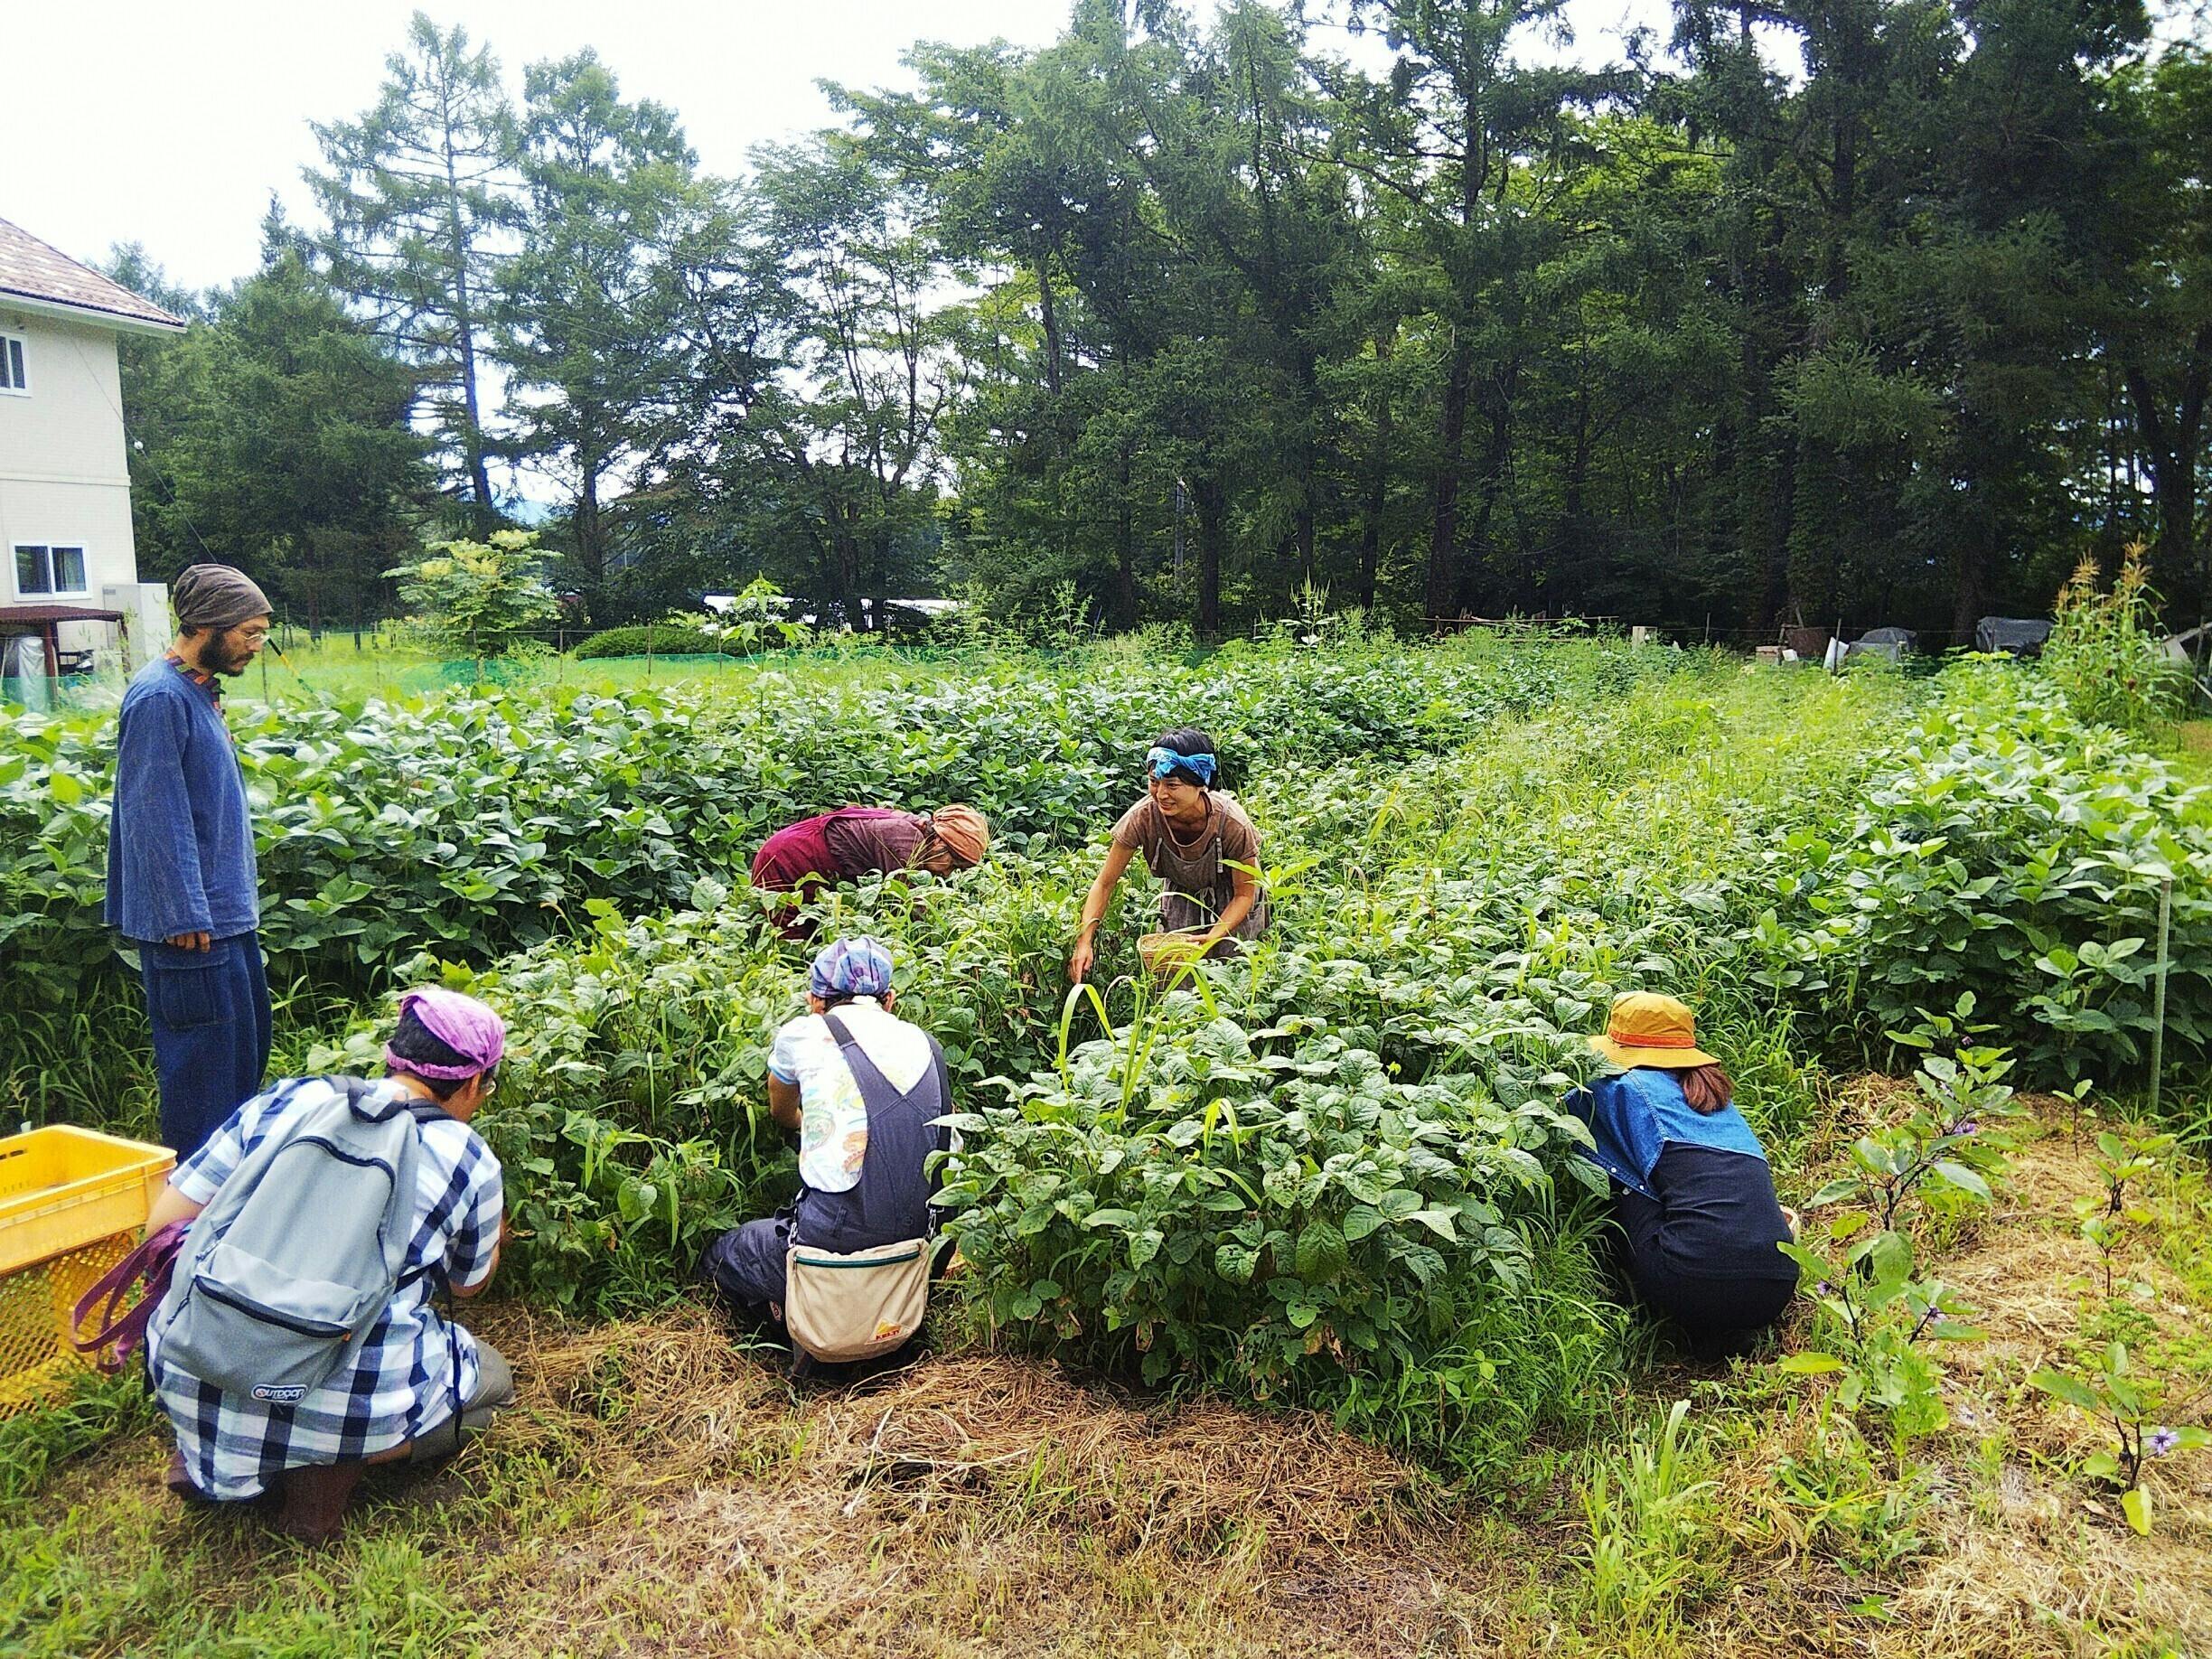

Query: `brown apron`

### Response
(1149, 795, 1270, 953)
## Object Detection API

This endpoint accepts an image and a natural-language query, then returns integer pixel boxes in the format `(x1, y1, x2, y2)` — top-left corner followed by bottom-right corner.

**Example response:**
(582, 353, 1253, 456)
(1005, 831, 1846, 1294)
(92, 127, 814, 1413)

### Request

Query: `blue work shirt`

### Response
(104, 656, 259, 942)
(1566, 1067, 1768, 1201)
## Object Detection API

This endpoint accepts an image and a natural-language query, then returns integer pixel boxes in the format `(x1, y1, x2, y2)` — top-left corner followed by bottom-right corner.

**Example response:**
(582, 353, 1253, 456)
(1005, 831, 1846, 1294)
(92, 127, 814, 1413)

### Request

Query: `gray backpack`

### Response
(155, 1079, 429, 1405)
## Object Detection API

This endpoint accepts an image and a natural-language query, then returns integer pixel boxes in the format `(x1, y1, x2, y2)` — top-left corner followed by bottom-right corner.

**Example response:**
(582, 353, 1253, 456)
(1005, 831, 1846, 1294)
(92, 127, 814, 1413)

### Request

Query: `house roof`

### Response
(0, 217, 186, 334)
(0, 605, 126, 626)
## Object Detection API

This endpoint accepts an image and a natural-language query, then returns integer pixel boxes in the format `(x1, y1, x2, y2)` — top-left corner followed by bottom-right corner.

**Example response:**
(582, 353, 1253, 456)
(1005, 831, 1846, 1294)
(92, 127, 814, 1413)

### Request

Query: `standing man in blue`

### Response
(107, 564, 275, 1158)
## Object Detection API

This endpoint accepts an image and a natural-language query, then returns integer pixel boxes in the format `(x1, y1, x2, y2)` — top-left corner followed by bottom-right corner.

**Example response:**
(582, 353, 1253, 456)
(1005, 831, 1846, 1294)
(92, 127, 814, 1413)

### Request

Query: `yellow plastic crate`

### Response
(0, 1126, 174, 1415)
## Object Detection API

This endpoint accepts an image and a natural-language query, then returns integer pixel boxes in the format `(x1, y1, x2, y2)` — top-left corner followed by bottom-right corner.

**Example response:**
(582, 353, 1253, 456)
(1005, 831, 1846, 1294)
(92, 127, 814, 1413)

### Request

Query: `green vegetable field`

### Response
(4, 635, 2210, 1657)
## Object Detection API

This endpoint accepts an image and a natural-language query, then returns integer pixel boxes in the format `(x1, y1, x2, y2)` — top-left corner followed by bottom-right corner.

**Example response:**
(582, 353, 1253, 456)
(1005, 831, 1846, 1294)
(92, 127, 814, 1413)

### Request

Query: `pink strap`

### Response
(70, 1221, 189, 1374)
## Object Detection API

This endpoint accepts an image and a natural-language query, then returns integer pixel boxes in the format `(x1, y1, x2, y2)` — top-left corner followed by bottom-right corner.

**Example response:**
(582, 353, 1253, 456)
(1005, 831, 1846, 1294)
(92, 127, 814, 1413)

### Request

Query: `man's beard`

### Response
(203, 632, 255, 676)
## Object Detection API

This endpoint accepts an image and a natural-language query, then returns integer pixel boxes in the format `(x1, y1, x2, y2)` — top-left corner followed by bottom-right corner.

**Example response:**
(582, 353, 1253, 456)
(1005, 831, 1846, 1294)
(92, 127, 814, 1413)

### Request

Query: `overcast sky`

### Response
(4, 0, 1673, 296)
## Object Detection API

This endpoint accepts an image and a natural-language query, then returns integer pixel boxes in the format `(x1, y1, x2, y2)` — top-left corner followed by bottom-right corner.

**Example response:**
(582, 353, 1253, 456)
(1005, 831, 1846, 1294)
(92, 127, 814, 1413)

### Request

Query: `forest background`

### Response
(99, 0, 2212, 644)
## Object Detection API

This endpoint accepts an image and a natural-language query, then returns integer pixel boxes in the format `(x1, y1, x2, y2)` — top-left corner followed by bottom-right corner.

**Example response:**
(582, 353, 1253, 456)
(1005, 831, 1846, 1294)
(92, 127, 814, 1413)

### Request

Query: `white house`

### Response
(0, 215, 185, 689)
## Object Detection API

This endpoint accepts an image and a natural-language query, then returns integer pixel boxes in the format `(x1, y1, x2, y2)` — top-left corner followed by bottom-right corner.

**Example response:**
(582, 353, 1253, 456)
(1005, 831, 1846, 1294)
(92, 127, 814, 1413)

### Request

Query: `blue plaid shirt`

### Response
(146, 1076, 504, 1500)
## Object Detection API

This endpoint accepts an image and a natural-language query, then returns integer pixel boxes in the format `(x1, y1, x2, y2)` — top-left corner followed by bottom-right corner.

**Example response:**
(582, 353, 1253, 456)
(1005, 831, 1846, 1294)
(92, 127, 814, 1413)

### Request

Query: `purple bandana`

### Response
(385, 986, 506, 1081)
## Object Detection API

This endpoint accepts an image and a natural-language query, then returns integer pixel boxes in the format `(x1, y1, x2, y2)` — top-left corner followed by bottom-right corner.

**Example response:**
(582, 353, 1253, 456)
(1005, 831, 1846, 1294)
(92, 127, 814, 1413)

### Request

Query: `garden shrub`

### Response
(939, 990, 1627, 1476)
(1771, 663, 2209, 1083)
(571, 623, 743, 660)
(304, 893, 800, 1309)
(2041, 545, 2189, 736)
(388, 530, 561, 659)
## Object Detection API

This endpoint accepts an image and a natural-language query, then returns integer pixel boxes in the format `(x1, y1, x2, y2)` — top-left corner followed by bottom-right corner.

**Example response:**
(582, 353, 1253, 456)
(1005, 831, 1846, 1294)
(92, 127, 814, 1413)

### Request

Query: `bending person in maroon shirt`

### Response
(750, 804, 990, 937)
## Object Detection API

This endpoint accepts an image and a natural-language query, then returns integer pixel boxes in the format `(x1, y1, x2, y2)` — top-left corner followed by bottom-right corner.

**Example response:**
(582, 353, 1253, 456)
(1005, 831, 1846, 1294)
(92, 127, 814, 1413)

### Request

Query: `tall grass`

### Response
(1576, 1399, 1728, 1648)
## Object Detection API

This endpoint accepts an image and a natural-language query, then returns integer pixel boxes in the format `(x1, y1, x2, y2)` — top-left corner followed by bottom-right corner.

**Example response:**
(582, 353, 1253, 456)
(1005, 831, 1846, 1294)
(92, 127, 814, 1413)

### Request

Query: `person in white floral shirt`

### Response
(698, 938, 952, 1334)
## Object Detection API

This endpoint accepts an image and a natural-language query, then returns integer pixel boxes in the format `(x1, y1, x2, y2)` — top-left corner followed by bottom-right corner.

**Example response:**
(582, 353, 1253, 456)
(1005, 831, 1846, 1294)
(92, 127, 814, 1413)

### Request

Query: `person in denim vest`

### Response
(1567, 993, 1800, 1358)
(698, 937, 951, 1337)
(106, 565, 275, 1158)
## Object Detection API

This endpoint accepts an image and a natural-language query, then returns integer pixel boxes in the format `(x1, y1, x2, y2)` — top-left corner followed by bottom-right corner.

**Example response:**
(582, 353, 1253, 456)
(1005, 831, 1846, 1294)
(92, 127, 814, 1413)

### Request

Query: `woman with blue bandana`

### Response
(1068, 726, 1270, 983)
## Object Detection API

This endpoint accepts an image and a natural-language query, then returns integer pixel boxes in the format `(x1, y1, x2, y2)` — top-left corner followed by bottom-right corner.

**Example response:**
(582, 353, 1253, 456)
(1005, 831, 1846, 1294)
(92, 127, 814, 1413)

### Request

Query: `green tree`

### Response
(1334, 0, 1627, 619)
(498, 50, 740, 607)
(708, 131, 966, 624)
(2105, 44, 2212, 621)
(109, 238, 431, 630)
(307, 11, 520, 534)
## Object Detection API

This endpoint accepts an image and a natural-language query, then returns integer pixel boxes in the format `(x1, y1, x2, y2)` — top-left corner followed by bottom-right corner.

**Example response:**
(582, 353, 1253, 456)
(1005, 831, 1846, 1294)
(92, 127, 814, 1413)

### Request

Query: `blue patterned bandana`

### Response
(810, 936, 895, 999)
(1146, 745, 1217, 785)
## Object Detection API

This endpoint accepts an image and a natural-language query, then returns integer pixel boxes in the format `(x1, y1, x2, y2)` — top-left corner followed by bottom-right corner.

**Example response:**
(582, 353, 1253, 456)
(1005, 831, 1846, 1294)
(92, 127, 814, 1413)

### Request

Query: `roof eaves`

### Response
(0, 287, 187, 336)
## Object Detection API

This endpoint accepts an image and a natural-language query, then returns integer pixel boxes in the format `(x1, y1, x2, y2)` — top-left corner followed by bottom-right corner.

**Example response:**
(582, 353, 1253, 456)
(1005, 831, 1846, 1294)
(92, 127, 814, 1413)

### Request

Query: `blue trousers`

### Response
(699, 1214, 793, 1312)
(138, 932, 271, 1159)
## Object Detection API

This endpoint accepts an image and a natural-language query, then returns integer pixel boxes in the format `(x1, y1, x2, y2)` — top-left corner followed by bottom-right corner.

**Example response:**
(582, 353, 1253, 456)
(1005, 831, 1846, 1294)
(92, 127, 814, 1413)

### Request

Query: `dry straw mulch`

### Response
(459, 1307, 1527, 1658)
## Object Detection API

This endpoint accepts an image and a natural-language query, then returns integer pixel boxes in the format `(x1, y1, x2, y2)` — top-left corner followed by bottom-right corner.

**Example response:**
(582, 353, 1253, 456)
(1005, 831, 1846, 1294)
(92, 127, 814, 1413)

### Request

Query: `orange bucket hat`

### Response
(1589, 992, 1720, 1071)
(929, 804, 990, 868)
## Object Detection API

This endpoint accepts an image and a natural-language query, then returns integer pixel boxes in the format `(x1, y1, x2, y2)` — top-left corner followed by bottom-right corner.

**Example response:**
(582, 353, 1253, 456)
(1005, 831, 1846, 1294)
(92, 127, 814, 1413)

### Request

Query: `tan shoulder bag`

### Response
(783, 1236, 931, 1363)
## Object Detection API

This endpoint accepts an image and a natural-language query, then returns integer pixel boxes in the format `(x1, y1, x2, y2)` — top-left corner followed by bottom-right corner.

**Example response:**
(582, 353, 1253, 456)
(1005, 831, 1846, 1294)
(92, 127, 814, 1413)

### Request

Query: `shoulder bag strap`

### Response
(70, 1220, 191, 1373)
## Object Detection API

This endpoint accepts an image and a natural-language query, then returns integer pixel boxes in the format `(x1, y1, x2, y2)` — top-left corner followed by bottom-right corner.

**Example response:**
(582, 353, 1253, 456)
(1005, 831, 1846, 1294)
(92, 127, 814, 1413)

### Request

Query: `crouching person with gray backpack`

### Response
(141, 988, 514, 1543)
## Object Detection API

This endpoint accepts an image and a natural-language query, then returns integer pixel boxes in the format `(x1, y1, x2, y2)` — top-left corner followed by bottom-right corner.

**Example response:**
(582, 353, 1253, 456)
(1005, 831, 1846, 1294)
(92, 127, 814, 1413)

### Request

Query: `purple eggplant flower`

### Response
(1954, 1120, 1979, 1137)
(1815, 1280, 1832, 1297)
(2149, 1427, 2180, 1457)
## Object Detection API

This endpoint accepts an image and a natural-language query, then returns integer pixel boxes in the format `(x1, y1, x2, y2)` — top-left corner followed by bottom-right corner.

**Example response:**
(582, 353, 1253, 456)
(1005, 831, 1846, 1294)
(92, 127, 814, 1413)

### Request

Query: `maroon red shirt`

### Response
(751, 808, 933, 896)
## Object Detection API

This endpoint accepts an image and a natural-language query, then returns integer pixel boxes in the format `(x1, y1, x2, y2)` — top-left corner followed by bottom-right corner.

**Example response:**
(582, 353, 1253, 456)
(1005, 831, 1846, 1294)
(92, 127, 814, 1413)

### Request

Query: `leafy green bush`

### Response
(939, 985, 1626, 1475)
(1768, 662, 2209, 1083)
(387, 530, 561, 659)
(571, 623, 742, 660)
(302, 891, 794, 1308)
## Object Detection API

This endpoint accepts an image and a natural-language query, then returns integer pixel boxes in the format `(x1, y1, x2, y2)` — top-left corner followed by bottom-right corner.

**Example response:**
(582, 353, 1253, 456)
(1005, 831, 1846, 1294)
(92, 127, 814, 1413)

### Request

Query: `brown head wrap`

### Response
(173, 564, 272, 631)
(930, 804, 990, 868)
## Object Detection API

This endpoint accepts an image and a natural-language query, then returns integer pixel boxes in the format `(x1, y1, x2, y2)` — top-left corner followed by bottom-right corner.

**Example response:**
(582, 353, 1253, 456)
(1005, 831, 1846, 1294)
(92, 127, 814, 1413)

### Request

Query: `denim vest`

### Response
(792, 1013, 951, 1252)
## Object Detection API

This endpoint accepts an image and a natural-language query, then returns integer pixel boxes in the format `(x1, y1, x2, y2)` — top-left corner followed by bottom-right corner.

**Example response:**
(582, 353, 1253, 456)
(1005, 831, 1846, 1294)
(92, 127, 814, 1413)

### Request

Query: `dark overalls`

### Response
(699, 1012, 951, 1316)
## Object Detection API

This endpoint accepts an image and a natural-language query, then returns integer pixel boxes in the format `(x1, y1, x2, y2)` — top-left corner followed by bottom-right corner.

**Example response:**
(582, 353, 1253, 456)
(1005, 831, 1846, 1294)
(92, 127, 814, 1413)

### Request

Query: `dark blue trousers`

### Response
(699, 1213, 794, 1312)
(137, 931, 271, 1159)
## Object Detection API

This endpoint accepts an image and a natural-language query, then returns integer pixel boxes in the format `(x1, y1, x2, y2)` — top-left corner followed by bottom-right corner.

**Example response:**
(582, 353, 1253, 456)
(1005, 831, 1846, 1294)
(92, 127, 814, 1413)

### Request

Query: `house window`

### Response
(0, 333, 24, 394)
(14, 545, 89, 597)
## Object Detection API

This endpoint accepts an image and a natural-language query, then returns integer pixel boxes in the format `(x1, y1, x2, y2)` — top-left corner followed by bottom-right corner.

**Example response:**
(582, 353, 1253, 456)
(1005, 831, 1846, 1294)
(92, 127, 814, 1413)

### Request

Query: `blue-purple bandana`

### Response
(810, 936, 895, 999)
